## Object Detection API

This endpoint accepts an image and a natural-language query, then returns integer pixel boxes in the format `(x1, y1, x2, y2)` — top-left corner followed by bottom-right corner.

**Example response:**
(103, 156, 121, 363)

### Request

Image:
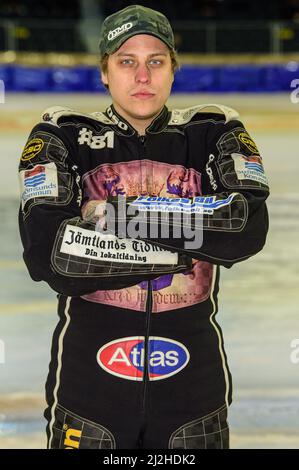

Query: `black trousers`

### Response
(45, 295, 232, 449)
(46, 402, 229, 449)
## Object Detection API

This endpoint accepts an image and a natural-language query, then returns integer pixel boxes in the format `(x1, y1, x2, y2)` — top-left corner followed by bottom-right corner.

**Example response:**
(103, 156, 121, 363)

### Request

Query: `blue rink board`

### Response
(0, 63, 298, 92)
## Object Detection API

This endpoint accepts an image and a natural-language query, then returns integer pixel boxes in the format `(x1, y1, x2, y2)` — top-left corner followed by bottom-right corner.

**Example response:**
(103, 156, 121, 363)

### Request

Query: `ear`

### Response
(101, 69, 108, 86)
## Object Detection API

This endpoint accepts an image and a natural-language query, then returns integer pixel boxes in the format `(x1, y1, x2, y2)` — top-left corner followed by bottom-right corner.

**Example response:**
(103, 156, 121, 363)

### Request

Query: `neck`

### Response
(112, 103, 163, 136)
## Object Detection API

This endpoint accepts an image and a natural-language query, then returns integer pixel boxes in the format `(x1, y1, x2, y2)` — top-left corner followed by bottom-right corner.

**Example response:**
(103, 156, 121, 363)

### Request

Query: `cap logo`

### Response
(108, 22, 133, 41)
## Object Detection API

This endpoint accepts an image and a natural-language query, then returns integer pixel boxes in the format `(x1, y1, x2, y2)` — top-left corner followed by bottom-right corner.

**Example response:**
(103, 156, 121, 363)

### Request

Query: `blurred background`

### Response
(0, 0, 299, 449)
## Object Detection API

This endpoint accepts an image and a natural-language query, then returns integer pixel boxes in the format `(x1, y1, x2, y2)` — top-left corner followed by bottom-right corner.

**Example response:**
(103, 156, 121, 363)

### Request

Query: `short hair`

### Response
(99, 49, 180, 90)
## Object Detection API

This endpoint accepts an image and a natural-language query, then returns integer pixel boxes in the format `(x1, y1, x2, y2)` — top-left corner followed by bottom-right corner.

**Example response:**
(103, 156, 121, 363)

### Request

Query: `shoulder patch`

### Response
(41, 106, 114, 127)
(168, 104, 239, 125)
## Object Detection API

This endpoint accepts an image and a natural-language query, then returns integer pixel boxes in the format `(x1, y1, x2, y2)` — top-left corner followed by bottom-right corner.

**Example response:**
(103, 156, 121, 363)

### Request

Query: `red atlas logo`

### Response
(97, 336, 190, 381)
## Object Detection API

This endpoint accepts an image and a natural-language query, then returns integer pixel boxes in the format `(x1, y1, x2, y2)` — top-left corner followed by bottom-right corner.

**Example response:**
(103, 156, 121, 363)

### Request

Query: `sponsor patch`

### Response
(97, 336, 190, 381)
(78, 128, 114, 149)
(19, 162, 58, 208)
(63, 428, 82, 449)
(21, 138, 44, 162)
(42, 112, 52, 122)
(232, 153, 268, 185)
(206, 153, 218, 190)
(108, 22, 133, 41)
(60, 225, 178, 264)
(129, 194, 236, 215)
(106, 107, 129, 130)
(238, 132, 259, 154)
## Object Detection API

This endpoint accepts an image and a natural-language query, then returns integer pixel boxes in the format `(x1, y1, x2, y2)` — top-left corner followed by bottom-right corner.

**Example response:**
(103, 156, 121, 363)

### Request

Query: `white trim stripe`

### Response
(209, 266, 230, 408)
(48, 296, 72, 448)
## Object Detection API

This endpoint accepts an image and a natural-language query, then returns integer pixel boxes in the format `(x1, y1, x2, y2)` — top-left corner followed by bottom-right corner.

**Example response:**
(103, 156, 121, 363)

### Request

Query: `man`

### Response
(18, 5, 269, 449)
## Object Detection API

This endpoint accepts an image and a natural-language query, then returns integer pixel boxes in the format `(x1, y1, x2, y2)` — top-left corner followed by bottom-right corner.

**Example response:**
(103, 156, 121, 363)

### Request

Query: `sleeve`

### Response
(18, 123, 192, 296)
(106, 119, 269, 268)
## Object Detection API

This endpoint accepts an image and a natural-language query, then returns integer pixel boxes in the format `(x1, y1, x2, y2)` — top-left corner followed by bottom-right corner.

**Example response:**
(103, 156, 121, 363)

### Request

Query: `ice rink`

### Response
(0, 92, 298, 448)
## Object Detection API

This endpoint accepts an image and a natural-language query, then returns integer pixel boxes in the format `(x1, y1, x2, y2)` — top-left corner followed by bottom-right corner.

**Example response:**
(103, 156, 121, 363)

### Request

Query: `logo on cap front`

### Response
(108, 22, 133, 41)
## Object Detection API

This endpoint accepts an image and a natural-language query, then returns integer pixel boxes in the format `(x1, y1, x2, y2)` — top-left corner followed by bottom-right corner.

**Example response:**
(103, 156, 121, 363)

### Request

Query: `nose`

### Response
(135, 63, 151, 84)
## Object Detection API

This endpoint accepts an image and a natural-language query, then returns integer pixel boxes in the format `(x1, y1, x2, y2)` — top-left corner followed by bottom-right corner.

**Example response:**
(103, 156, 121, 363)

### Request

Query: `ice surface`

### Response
(0, 93, 298, 448)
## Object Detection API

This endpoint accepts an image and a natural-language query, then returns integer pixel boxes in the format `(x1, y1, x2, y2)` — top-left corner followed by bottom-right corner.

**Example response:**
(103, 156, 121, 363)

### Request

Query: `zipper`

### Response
(138, 133, 147, 210)
(138, 134, 146, 145)
(138, 132, 150, 411)
(141, 279, 152, 412)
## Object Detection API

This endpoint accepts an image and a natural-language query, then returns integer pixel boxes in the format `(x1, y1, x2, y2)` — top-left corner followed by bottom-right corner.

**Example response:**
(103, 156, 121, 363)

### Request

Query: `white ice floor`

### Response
(0, 93, 298, 448)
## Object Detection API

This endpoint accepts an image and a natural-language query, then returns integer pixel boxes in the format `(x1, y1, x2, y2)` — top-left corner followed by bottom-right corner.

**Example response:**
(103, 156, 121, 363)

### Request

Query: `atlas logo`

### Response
(97, 336, 190, 381)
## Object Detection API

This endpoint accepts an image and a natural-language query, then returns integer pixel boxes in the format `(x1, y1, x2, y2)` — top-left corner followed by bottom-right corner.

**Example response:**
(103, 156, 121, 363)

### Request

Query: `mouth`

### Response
(131, 92, 155, 100)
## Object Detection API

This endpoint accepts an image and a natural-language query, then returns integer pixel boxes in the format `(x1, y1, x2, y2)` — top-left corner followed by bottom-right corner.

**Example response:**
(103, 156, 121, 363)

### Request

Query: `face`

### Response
(101, 34, 174, 123)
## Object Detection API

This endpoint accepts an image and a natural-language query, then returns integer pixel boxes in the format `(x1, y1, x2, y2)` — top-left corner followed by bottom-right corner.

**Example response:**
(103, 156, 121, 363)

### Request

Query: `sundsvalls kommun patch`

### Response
(19, 162, 58, 209)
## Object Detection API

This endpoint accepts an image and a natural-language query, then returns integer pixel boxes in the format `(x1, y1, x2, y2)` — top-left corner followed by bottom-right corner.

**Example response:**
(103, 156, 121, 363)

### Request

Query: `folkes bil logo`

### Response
(97, 336, 190, 381)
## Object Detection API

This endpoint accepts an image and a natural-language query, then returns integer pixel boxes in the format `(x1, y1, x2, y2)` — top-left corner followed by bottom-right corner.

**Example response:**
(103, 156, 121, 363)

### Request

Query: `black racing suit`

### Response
(18, 103, 269, 449)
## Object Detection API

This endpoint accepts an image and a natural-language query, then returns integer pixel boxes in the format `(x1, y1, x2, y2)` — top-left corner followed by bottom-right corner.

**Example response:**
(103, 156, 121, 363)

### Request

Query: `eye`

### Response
(120, 59, 134, 65)
(149, 59, 163, 65)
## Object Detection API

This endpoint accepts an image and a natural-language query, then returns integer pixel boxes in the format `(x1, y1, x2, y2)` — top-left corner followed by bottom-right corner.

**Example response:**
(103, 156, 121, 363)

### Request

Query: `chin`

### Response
(130, 101, 161, 118)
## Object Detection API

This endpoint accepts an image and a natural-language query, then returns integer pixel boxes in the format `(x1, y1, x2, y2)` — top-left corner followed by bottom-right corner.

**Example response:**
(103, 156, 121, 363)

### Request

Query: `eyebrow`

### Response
(116, 52, 168, 57)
